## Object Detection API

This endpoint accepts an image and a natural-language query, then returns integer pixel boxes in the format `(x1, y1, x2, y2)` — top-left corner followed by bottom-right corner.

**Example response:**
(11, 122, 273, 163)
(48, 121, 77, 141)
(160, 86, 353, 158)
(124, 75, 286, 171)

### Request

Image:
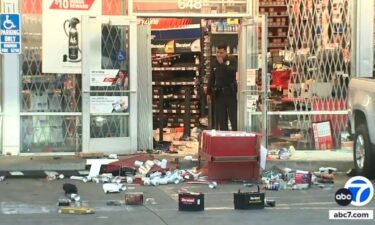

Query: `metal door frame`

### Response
(238, 15, 268, 146)
(81, 15, 138, 154)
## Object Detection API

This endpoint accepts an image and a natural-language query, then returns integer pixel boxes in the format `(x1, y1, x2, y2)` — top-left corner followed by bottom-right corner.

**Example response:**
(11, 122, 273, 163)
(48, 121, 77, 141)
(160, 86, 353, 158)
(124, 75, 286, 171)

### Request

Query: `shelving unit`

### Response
(151, 36, 202, 141)
(258, 0, 289, 56)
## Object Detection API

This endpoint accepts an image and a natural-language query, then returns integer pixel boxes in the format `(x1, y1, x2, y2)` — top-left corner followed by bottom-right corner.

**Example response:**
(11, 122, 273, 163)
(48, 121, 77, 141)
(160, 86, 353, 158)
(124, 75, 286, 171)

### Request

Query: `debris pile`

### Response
(261, 166, 337, 190)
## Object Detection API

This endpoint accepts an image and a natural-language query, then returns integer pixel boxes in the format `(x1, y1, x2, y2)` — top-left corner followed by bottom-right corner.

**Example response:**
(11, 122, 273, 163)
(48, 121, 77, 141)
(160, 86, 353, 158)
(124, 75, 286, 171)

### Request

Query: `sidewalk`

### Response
(0, 148, 353, 178)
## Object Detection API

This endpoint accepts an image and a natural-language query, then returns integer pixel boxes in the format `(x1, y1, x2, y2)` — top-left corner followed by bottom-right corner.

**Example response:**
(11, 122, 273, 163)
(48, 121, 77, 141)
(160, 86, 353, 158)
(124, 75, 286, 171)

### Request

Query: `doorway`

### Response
(81, 16, 138, 154)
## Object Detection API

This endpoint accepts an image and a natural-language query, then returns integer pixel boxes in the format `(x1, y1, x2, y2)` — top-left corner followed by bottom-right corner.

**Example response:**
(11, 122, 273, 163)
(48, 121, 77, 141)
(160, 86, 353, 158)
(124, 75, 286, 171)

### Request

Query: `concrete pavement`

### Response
(0, 175, 373, 225)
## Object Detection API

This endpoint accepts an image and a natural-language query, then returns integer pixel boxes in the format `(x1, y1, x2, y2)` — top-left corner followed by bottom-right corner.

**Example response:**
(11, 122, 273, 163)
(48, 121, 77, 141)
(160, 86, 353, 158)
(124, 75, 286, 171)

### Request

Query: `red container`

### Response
(206, 161, 260, 180)
(203, 131, 258, 157)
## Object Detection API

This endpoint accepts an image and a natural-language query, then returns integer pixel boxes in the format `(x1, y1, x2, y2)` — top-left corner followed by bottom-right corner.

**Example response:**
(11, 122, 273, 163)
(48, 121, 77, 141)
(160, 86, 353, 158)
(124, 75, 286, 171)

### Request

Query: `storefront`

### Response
(0, 0, 373, 155)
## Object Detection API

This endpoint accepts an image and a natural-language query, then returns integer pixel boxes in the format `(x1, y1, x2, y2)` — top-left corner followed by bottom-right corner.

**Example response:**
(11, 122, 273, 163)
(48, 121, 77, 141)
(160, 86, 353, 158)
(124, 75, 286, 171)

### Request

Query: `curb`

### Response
(0, 170, 89, 179)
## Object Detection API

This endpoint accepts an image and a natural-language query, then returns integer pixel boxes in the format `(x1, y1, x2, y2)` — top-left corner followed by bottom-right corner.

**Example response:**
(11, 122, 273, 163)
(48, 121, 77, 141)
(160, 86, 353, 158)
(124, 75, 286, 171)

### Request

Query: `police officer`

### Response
(207, 43, 238, 131)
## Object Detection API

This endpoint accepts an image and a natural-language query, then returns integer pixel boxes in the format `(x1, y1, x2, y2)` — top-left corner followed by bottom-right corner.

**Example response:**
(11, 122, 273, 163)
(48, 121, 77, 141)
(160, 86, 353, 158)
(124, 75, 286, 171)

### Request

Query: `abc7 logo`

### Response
(335, 176, 374, 207)
(335, 188, 352, 206)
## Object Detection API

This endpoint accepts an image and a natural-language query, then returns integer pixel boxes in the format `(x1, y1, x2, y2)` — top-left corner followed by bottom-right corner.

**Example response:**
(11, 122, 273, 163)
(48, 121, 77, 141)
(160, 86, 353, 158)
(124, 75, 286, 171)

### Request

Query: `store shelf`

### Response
(269, 136, 310, 144)
(268, 15, 288, 17)
(153, 109, 200, 114)
(211, 53, 238, 56)
(268, 36, 287, 38)
(153, 95, 199, 99)
(211, 31, 238, 35)
(152, 81, 195, 86)
(259, 5, 287, 8)
(152, 66, 199, 71)
(268, 25, 288, 28)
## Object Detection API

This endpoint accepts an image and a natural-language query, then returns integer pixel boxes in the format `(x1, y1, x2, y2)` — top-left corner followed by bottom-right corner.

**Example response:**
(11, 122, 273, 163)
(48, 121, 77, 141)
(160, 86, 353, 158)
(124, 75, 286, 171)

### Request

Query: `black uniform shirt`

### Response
(208, 57, 237, 95)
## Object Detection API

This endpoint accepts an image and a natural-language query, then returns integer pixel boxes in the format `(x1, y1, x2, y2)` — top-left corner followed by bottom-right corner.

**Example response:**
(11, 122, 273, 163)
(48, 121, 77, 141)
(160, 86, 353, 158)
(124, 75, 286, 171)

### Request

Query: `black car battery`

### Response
(178, 192, 204, 211)
(234, 186, 265, 210)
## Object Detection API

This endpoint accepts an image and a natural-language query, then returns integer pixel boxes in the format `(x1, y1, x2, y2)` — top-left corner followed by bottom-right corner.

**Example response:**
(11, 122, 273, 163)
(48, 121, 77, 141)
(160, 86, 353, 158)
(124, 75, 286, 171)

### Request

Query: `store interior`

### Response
(150, 0, 353, 153)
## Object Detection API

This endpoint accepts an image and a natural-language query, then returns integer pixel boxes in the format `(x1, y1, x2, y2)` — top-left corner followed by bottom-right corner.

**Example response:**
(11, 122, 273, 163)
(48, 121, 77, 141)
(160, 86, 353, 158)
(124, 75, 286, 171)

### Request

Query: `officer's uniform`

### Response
(207, 57, 237, 131)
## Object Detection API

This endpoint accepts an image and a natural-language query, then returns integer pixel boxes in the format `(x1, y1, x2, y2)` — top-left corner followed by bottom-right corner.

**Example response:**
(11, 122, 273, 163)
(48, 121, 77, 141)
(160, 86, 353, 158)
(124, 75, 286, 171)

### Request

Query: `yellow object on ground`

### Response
(58, 207, 95, 215)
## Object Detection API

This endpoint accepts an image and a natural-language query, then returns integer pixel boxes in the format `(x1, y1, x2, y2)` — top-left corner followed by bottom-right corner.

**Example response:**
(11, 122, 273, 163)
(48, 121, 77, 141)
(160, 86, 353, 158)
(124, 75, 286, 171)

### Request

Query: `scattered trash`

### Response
(208, 181, 217, 189)
(278, 148, 292, 160)
(134, 160, 144, 167)
(102, 183, 126, 194)
(138, 160, 155, 175)
(108, 154, 118, 159)
(106, 200, 122, 206)
(265, 182, 280, 191)
(145, 198, 157, 205)
(46, 171, 64, 180)
(184, 155, 193, 161)
(265, 199, 276, 207)
(125, 192, 144, 205)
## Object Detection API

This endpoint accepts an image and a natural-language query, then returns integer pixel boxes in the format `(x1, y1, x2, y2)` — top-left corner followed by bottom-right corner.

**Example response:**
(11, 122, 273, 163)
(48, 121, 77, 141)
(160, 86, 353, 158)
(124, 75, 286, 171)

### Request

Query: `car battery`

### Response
(234, 187, 265, 210)
(58, 207, 95, 215)
(125, 192, 144, 205)
(178, 192, 204, 211)
(57, 198, 71, 206)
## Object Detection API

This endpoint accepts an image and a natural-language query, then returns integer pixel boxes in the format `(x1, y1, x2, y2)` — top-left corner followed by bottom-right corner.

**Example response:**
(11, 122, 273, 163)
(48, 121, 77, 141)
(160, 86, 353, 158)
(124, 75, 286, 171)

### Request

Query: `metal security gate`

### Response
(81, 16, 138, 154)
(20, 13, 82, 153)
(266, 0, 353, 150)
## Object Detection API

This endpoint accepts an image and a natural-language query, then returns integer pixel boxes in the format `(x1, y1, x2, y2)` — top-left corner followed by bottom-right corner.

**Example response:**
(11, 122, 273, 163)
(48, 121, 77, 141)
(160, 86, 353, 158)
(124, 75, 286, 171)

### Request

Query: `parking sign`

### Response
(0, 13, 21, 54)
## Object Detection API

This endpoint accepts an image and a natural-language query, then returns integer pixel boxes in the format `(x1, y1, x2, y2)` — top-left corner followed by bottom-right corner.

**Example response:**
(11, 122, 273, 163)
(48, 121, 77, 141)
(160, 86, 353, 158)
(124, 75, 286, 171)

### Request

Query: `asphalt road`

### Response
(0, 175, 374, 225)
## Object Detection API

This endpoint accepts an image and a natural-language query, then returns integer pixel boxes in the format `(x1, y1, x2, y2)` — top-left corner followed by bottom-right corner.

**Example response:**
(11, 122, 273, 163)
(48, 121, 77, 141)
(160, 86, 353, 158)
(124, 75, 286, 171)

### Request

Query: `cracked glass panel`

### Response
(89, 23, 130, 138)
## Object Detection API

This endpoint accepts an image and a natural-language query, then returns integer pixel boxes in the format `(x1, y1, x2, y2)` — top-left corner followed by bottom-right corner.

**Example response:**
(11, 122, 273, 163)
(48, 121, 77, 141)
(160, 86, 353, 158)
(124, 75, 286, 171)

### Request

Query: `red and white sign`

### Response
(49, 0, 96, 10)
(42, 0, 101, 73)
(312, 121, 334, 150)
(90, 69, 118, 86)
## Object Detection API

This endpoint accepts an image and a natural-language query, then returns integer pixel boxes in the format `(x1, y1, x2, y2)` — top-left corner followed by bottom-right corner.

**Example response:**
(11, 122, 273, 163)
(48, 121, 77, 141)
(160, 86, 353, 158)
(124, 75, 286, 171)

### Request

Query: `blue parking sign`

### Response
(0, 13, 21, 54)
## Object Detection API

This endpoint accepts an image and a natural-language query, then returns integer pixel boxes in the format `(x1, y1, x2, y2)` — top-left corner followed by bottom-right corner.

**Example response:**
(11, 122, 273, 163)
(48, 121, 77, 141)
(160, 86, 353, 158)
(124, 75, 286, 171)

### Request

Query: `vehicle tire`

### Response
(353, 124, 375, 178)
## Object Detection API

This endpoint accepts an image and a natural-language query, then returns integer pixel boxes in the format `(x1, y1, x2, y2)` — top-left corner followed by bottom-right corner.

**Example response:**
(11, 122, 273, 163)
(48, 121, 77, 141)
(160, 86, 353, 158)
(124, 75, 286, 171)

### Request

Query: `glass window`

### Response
(89, 23, 130, 138)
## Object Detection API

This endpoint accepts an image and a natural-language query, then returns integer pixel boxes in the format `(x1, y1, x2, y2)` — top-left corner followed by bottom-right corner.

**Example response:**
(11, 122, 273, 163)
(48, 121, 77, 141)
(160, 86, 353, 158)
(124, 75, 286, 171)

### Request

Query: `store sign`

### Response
(0, 13, 21, 54)
(90, 96, 129, 113)
(49, 0, 95, 10)
(42, 0, 101, 73)
(177, 0, 202, 10)
(133, 0, 247, 14)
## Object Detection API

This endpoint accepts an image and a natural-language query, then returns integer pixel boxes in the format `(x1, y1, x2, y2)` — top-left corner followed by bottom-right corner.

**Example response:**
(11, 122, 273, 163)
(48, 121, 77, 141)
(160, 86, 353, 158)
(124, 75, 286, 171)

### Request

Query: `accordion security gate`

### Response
(19, 0, 125, 153)
(266, 0, 353, 150)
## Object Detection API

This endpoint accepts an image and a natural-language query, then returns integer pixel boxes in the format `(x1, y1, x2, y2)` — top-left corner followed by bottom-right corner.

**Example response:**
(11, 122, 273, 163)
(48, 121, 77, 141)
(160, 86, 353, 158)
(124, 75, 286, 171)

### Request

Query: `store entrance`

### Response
(81, 16, 138, 154)
(238, 16, 268, 145)
(143, 16, 252, 147)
